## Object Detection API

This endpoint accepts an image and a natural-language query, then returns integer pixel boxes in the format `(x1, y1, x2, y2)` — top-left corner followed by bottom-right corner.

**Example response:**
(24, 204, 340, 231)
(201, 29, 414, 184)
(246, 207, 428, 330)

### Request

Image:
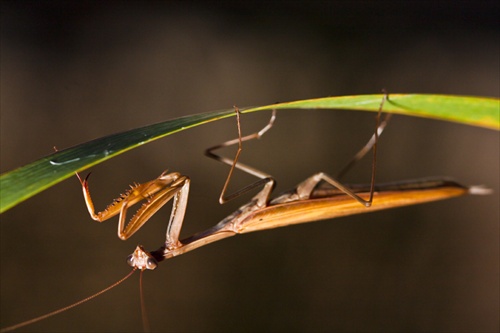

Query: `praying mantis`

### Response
(1, 96, 492, 332)
(75, 95, 488, 270)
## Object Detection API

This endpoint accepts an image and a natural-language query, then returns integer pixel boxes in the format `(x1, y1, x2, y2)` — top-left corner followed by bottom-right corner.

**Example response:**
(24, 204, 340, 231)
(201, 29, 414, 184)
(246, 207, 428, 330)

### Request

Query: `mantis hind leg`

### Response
(336, 92, 391, 180)
(296, 93, 390, 207)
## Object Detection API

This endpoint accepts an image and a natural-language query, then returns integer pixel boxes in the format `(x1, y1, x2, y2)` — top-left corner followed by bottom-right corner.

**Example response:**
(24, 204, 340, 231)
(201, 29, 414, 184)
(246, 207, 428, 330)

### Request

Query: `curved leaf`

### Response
(248, 94, 499, 129)
(1, 94, 498, 213)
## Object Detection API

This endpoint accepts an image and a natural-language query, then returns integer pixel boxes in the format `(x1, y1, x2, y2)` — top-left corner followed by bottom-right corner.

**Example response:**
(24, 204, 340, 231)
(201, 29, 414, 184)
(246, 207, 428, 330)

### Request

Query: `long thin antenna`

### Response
(0, 268, 137, 333)
(139, 269, 151, 332)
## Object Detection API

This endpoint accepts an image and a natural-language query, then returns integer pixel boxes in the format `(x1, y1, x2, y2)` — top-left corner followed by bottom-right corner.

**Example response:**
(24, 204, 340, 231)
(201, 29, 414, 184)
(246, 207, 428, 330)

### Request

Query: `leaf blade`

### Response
(1, 94, 498, 213)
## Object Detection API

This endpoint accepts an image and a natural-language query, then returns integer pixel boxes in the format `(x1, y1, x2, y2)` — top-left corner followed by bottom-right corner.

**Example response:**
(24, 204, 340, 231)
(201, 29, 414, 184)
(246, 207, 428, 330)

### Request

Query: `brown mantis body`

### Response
(121, 176, 472, 271)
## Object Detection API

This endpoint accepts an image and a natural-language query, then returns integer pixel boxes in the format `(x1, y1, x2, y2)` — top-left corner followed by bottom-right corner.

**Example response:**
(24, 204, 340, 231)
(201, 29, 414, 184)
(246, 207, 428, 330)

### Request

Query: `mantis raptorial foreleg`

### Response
(76, 170, 190, 244)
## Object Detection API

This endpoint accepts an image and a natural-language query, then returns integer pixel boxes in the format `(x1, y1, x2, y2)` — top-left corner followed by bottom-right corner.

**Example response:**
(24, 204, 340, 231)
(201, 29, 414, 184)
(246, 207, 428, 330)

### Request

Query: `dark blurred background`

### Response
(1, 1, 498, 332)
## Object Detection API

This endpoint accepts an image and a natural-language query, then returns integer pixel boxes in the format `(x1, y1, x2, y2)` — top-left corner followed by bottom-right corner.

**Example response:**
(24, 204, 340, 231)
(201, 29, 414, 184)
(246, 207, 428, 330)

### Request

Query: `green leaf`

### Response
(248, 94, 499, 129)
(1, 94, 498, 213)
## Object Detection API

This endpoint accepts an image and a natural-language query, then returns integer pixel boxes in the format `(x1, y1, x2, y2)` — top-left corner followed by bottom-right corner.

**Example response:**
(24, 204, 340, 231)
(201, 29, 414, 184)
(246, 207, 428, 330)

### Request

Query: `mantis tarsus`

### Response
(1, 96, 491, 332)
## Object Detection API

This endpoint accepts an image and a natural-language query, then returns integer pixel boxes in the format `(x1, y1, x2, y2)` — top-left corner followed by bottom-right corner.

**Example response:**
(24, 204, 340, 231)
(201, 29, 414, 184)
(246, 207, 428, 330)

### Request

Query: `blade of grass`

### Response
(246, 94, 499, 129)
(1, 94, 498, 213)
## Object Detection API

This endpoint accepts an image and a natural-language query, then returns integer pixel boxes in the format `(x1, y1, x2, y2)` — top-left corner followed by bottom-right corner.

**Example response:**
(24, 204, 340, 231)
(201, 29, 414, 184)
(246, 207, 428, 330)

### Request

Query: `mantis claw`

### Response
(77, 171, 191, 242)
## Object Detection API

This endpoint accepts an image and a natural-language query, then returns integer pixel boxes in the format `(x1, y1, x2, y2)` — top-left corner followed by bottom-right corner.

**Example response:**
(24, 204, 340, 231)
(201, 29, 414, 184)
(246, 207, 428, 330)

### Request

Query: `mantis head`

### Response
(127, 245, 158, 270)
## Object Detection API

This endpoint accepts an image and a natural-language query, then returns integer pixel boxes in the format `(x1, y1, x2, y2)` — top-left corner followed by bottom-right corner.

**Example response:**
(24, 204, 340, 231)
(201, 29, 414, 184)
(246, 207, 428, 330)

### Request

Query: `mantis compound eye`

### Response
(145, 257, 158, 270)
(126, 254, 136, 267)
